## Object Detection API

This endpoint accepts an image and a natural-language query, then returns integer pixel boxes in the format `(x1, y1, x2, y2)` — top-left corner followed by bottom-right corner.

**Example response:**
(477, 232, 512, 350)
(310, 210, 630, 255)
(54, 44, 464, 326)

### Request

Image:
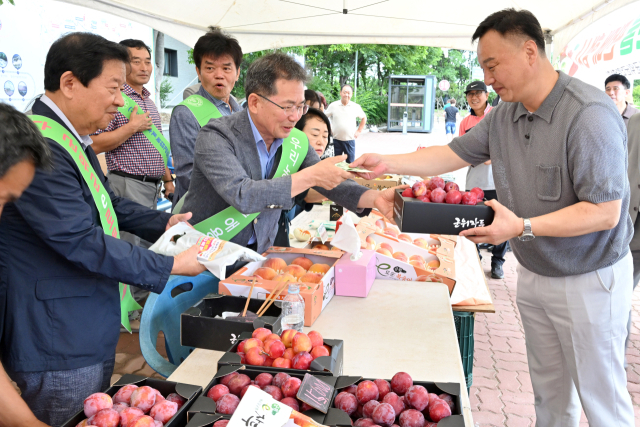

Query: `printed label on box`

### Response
(228, 386, 292, 427)
(375, 256, 418, 281)
(296, 373, 334, 413)
(453, 218, 485, 229)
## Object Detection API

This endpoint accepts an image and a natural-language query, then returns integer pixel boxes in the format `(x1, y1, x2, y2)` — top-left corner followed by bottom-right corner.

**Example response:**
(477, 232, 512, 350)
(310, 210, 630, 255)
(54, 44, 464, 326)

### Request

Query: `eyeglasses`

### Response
(466, 91, 485, 99)
(258, 94, 309, 116)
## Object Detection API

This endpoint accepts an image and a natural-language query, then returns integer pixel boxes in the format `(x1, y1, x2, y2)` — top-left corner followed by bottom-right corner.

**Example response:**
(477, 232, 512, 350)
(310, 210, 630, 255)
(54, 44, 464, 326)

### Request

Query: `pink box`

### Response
(334, 249, 376, 297)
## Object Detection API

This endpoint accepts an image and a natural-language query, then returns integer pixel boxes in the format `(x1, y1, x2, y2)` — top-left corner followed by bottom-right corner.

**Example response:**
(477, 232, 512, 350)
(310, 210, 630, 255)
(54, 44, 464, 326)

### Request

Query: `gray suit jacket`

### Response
(627, 113, 640, 250)
(181, 109, 370, 253)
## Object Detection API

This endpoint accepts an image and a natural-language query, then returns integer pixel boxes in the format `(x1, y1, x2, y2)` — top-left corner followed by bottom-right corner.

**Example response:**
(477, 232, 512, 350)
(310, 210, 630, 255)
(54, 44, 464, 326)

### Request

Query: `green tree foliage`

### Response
(187, 44, 478, 125)
(159, 78, 174, 108)
(633, 80, 640, 106)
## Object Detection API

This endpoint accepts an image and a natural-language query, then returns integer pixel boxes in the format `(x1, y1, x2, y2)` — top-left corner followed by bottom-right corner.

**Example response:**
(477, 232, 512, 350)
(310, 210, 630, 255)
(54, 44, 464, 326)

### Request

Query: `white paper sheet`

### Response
(449, 236, 492, 306)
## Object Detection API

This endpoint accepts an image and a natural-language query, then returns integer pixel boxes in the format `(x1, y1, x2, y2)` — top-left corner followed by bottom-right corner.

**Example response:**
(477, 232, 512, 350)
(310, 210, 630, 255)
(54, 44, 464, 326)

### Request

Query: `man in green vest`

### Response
(181, 52, 397, 256)
(171, 29, 244, 206)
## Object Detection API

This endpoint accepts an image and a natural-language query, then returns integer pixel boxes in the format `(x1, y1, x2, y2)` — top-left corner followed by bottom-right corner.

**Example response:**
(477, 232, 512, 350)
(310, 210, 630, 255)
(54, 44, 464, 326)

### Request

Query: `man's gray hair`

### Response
(245, 52, 308, 98)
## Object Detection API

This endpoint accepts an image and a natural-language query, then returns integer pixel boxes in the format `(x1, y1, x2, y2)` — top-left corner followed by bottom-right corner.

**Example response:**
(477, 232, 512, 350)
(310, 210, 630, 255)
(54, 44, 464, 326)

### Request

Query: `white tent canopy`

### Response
(57, 0, 640, 53)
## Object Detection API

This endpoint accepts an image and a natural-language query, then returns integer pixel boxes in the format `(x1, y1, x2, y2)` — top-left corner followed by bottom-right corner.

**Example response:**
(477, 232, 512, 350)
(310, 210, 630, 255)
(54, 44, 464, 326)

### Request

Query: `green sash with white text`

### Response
(30, 115, 142, 333)
(193, 128, 310, 241)
(119, 93, 171, 166)
(177, 94, 223, 127)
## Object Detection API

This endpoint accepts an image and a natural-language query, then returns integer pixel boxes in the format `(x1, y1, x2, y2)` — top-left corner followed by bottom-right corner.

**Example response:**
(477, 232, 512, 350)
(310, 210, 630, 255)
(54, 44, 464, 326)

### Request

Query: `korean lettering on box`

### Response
(453, 218, 485, 229)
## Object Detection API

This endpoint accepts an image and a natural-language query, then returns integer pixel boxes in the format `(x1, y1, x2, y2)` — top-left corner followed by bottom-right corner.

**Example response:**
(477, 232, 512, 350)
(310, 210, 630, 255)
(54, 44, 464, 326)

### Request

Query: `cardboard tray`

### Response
(353, 175, 403, 191)
(187, 365, 339, 424)
(393, 189, 494, 235)
(61, 374, 202, 427)
(181, 293, 283, 351)
(219, 247, 343, 327)
(218, 331, 344, 377)
(330, 376, 466, 427)
(355, 211, 458, 253)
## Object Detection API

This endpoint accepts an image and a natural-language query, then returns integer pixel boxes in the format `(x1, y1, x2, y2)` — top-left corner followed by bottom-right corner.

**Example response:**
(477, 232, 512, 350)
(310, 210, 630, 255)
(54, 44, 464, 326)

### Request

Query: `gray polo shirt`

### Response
(622, 102, 639, 128)
(449, 71, 632, 277)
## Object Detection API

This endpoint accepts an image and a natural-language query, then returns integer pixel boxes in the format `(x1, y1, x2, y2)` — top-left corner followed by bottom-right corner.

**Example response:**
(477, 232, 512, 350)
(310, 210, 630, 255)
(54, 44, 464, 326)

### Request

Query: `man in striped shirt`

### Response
(92, 39, 174, 248)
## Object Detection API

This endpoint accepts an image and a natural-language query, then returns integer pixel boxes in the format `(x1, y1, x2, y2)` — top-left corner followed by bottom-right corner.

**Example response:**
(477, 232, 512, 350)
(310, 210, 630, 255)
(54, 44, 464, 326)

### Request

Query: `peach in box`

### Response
(365, 233, 456, 294)
(335, 249, 376, 298)
(219, 247, 341, 326)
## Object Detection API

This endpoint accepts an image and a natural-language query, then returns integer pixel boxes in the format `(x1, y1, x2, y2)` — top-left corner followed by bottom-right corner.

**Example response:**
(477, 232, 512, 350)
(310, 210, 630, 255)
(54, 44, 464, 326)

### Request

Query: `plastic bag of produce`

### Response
(149, 222, 266, 279)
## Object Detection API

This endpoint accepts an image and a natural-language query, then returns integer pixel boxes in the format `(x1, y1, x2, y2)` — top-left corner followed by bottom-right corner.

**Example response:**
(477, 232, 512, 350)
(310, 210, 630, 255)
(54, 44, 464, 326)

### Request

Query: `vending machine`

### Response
(387, 75, 436, 133)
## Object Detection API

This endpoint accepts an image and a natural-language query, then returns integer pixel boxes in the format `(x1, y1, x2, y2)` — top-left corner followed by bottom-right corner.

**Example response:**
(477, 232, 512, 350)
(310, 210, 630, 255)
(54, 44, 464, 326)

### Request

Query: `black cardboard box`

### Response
(184, 412, 224, 427)
(329, 376, 466, 427)
(187, 365, 338, 424)
(181, 294, 282, 351)
(61, 374, 201, 427)
(393, 189, 494, 235)
(217, 331, 344, 377)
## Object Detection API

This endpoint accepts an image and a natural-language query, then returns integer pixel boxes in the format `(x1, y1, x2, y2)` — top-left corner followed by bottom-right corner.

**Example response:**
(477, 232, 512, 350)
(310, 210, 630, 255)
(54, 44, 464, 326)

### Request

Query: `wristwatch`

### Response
(519, 218, 535, 241)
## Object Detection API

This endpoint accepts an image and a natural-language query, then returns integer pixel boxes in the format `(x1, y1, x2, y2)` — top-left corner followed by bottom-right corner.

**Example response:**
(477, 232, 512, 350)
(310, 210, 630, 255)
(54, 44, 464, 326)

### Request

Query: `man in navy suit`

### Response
(0, 33, 204, 426)
(0, 103, 53, 427)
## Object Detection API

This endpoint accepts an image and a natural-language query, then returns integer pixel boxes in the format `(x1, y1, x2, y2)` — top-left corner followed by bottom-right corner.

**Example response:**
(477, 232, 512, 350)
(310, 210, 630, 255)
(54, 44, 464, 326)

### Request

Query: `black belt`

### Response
(111, 170, 162, 184)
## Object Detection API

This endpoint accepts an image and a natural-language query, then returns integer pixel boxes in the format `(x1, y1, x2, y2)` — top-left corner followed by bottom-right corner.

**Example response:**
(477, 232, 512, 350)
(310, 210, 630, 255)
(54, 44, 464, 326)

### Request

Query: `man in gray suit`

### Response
(181, 53, 396, 254)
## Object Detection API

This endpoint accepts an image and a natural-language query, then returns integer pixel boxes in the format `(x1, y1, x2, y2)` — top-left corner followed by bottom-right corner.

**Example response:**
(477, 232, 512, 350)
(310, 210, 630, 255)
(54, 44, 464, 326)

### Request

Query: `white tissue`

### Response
(331, 214, 363, 261)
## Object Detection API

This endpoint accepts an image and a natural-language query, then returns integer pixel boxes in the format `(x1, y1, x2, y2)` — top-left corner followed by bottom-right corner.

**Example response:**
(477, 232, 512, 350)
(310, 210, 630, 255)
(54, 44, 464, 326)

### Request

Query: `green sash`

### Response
(119, 93, 171, 166)
(30, 115, 142, 333)
(193, 128, 310, 241)
(177, 94, 223, 127)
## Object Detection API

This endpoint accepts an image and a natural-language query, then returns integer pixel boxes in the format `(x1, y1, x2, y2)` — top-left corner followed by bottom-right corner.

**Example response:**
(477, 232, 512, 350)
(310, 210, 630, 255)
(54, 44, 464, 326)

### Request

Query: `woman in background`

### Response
(304, 89, 321, 110)
(274, 108, 333, 246)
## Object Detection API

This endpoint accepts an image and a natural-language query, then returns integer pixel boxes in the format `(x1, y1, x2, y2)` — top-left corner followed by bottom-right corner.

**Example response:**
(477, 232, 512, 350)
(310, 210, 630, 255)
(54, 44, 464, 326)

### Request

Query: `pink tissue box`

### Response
(334, 249, 376, 297)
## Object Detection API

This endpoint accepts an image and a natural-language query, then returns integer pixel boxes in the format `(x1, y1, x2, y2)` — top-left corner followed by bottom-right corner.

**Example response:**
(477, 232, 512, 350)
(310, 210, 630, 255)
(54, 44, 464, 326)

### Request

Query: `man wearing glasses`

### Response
(180, 53, 397, 256)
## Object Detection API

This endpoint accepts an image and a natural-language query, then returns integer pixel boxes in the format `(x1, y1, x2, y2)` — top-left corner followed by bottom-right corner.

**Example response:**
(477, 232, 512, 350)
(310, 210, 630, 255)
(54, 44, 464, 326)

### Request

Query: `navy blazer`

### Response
(0, 99, 173, 373)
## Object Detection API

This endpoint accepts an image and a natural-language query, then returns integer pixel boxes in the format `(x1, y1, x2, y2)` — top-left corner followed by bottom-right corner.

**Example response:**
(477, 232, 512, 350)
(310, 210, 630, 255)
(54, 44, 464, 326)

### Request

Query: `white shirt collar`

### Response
(40, 94, 94, 147)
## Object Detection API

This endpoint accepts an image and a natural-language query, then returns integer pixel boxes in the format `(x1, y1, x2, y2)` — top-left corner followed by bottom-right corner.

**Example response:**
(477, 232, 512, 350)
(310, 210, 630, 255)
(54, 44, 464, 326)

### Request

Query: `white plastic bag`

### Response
(149, 222, 266, 279)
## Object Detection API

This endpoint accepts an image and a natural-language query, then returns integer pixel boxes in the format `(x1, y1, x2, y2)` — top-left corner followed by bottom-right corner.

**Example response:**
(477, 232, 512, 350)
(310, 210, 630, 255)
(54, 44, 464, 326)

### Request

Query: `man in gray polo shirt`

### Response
(352, 9, 634, 427)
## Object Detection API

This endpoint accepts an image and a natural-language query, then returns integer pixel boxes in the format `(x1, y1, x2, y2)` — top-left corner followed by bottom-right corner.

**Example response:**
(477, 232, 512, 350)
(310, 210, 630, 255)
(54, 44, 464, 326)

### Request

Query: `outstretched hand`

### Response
(167, 212, 194, 230)
(350, 153, 389, 180)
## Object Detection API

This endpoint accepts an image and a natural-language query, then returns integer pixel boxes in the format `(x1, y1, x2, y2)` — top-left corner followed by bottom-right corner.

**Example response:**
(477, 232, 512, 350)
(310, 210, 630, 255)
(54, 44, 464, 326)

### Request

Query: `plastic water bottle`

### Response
(281, 284, 305, 332)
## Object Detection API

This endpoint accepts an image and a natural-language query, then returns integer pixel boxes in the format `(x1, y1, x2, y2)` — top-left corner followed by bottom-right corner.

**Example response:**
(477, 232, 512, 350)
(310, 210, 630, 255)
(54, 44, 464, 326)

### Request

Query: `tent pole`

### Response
(354, 50, 358, 101)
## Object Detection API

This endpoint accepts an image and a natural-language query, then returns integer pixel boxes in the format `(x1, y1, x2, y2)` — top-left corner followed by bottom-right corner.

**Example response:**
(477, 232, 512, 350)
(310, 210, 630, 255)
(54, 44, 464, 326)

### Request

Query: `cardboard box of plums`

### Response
(329, 374, 466, 426)
(61, 374, 201, 427)
(394, 177, 494, 235)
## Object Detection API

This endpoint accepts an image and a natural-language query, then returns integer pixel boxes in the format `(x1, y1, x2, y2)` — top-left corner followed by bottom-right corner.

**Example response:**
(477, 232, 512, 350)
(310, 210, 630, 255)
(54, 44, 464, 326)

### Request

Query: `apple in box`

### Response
(395, 184, 494, 235)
